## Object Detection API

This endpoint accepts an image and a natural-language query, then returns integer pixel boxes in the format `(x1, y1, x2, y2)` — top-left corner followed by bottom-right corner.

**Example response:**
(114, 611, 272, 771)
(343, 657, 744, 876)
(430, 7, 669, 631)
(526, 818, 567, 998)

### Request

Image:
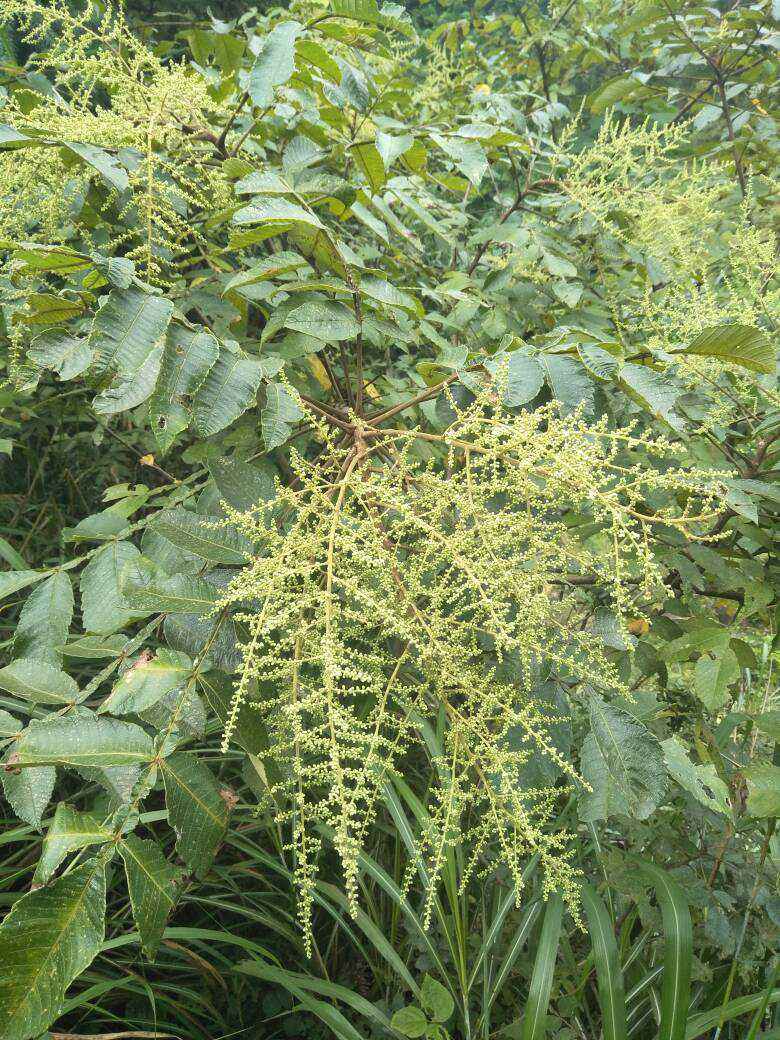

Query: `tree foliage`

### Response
(0, 0, 777, 1036)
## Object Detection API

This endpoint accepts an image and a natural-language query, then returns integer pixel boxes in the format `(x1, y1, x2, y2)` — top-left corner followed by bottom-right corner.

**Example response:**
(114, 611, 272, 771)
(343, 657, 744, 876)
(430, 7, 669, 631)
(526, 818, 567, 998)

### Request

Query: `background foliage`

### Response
(0, 0, 778, 1038)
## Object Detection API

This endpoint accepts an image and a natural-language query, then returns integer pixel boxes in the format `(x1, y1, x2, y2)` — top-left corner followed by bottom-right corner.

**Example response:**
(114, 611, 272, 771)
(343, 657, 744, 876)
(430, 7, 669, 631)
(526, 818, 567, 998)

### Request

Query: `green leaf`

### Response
(661, 737, 730, 815)
(754, 711, 780, 741)
(163, 612, 243, 673)
(636, 860, 692, 1040)
(283, 299, 360, 341)
(0, 856, 106, 1040)
(100, 649, 192, 716)
(191, 346, 266, 437)
(80, 541, 148, 635)
(0, 537, 27, 571)
(618, 363, 684, 432)
(248, 21, 303, 107)
(744, 764, 780, 818)
(14, 571, 73, 665)
(87, 287, 173, 382)
(121, 560, 223, 616)
(541, 354, 595, 417)
(200, 671, 268, 755)
(10, 714, 154, 769)
(0, 571, 47, 603)
(391, 1006, 428, 1038)
(685, 989, 780, 1040)
(0, 709, 21, 737)
(207, 455, 278, 511)
(92, 343, 164, 415)
(161, 752, 228, 878)
(65, 141, 130, 192)
(1, 762, 55, 829)
(149, 325, 219, 453)
(0, 659, 79, 705)
(329, 0, 415, 36)
(580, 694, 667, 822)
(350, 141, 386, 194)
(233, 196, 325, 230)
(580, 885, 627, 1040)
(677, 324, 776, 374)
(431, 133, 487, 187)
(153, 509, 252, 565)
(119, 833, 182, 959)
(34, 803, 111, 884)
(262, 382, 304, 449)
(420, 975, 454, 1024)
(589, 74, 642, 114)
(28, 329, 92, 380)
(694, 648, 740, 711)
(521, 894, 563, 1040)
(498, 351, 545, 407)
(62, 634, 128, 661)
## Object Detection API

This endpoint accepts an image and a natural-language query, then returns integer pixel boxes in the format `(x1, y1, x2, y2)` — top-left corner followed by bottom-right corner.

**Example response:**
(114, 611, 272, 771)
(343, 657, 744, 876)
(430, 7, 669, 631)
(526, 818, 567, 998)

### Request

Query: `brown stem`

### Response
(715, 74, 747, 196)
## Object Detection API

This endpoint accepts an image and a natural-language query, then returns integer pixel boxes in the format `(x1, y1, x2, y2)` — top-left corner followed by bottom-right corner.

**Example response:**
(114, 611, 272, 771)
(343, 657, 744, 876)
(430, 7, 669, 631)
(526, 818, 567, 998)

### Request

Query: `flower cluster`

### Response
(215, 396, 726, 945)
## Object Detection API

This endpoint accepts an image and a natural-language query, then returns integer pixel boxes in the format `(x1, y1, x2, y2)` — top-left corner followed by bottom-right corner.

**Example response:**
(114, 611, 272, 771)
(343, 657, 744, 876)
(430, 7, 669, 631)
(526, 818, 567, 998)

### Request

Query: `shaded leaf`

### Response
(153, 509, 252, 565)
(161, 752, 228, 877)
(119, 833, 182, 959)
(191, 347, 266, 437)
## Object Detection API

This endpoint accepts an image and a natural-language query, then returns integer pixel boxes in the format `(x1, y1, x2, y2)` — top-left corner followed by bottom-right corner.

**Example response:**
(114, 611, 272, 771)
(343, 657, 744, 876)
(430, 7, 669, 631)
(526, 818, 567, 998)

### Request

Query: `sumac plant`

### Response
(0, 0, 777, 1037)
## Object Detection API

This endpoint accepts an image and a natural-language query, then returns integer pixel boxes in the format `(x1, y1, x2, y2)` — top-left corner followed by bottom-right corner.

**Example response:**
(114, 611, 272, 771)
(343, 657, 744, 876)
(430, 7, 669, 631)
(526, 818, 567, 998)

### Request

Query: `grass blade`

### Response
(581, 883, 627, 1040)
(521, 894, 564, 1040)
(685, 988, 780, 1040)
(636, 860, 692, 1040)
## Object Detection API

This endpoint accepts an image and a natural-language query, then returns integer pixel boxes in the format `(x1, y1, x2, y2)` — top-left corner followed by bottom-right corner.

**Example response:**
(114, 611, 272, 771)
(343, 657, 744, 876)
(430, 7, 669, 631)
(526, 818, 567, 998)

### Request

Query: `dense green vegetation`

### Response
(0, 1, 777, 1037)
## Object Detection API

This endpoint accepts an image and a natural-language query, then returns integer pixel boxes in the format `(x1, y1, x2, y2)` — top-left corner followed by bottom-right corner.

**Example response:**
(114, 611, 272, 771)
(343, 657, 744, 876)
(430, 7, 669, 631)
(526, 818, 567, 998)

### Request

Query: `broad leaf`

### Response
(694, 648, 740, 711)
(0, 571, 47, 603)
(153, 509, 252, 565)
(100, 649, 192, 716)
(119, 833, 182, 959)
(0, 658, 79, 705)
(192, 347, 266, 437)
(28, 329, 92, 380)
(541, 354, 595, 417)
(420, 974, 454, 1023)
(744, 764, 780, 818)
(13, 571, 73, 664)
(34, 803, 111, 884)
(87, 287, 173, 382)
(0, 857, 106, 1040)
(677, 324, 775, 374)
(121, 561, 223, 616)
(10, 714, 154, 769)
(262, 382, 304, 449)
(248, 21, 303, 107)
(1, 761, 55, 829)
(580, 694, 666, 822)
(80, 541, 148, 635)
(149, 325, 219, 453)
(350, 141, 386, 193)
(661, 737, 729, 815)
(283, 300, 360, 341)
(161, 752, 229, 877)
